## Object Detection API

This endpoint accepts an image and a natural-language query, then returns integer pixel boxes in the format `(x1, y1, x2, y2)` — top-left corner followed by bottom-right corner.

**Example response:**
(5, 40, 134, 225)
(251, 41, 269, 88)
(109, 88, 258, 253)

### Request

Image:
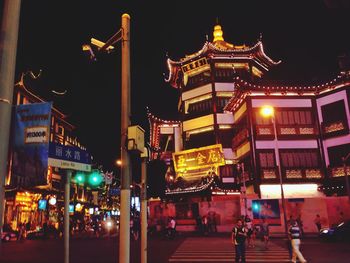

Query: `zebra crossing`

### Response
(168, 237, 291, 262)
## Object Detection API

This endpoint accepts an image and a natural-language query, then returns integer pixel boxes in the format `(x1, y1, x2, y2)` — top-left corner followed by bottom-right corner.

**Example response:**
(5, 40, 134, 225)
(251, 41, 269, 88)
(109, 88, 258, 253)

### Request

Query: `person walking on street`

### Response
(202, 215, 208, 235)
(232, 218, 247, 263)
(261, 218, 270, 249)
(166, 217, 176, 239)
(289, 220, 307, 263)
(314, 214, 322, 232)
(244, 215, 255, 248)
(296, 215, 304, 237)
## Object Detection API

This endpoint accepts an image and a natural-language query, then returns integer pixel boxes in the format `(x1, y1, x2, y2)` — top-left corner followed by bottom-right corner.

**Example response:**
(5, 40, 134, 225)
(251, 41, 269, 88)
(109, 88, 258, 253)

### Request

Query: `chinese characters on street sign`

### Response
(48, 143, 91, 172)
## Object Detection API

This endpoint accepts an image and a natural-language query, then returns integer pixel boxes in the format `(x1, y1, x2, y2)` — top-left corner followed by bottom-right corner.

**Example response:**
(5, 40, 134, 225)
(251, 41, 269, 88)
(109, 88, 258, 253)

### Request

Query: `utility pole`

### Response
(0, 0, 21, 245)
(140, 149, 148, 263)
(64, 170, 72, 263)
(119, 14, 131, 263)
(84, 13, 131, 263)
(241, 163, 248, 216)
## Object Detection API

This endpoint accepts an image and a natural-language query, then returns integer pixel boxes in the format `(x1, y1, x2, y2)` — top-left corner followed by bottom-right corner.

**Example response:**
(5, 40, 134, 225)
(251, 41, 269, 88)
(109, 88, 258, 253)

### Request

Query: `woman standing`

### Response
(260, 218, 269, 249)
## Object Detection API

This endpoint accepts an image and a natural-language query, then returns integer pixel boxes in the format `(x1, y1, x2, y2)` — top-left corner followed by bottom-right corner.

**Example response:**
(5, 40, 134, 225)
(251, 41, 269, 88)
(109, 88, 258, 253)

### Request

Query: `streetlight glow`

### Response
(116, 159, 122, 166)
(260, 105, 274, 117)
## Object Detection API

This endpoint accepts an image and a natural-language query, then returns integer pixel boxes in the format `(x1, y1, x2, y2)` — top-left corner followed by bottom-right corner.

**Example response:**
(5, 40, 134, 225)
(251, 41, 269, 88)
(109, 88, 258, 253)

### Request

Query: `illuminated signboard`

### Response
(173, 144, 225, 173)
(181, 57, 208, 74)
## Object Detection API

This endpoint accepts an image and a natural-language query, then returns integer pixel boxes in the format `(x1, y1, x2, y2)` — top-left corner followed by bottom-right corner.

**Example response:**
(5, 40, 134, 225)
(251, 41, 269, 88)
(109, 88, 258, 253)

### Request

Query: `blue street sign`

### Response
(48, 143, 92, 171)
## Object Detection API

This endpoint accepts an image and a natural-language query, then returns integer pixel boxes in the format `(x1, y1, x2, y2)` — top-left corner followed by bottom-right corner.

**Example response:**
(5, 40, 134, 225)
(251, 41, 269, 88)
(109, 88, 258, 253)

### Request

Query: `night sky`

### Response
(5, 0, 350, 170)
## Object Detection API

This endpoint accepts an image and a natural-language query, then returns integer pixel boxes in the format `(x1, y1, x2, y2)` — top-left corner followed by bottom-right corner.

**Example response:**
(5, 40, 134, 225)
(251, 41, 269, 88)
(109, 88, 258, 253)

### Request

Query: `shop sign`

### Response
(173, 144, 225, 172)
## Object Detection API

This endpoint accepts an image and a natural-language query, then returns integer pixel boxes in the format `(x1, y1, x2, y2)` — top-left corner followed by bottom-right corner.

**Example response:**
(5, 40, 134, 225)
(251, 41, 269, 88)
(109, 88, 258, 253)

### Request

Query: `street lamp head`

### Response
(261, 105, 274, 117)
(116, 159, 122, 166)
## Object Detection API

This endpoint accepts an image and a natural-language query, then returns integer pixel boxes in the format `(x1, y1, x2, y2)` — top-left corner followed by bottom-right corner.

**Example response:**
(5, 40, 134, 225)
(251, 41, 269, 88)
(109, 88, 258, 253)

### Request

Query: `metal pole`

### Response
(241, 163, 247, 216)
(0, 0, 21, 246)
(141, 157, 147, 263)
(64, 170, 72, 263)
(272, 115, 288, 236)
(119, 13, 131, 263)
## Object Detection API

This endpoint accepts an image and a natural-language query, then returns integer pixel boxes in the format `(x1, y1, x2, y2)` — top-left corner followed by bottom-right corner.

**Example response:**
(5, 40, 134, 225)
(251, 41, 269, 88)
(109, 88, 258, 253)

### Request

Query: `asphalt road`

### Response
(0, 233, 348, 263)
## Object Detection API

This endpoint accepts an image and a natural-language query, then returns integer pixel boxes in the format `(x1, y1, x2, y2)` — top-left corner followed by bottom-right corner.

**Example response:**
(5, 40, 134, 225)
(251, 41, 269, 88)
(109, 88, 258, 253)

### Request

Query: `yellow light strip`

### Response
(187, 125, 214, 136)
(219, 124, 232, 129)
(216, 91, 233, 97)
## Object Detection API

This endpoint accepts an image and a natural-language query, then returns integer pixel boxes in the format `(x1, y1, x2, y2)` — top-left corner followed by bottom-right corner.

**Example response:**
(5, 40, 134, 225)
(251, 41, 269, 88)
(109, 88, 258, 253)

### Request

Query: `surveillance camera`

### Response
(91, 38, 114, 52)
(82, 44, 97, 61)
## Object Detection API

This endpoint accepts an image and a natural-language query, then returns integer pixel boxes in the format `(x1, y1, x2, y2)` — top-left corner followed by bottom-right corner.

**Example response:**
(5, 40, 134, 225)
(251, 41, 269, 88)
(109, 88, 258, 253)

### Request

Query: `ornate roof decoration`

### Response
(165, 23, 281, 88)
(147, 107, 180, 156)
(224, 74, 350, 112)
(15, 77, 75, 130)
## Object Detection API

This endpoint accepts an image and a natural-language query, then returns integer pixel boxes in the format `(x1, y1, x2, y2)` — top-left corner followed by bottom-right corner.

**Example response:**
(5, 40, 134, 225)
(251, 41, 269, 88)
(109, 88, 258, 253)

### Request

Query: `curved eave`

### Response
(224, 74, 349, 112)
(209, 41, 281, 66)
(165, 42, 211, 88)
(15, 83, 73, 121)
(147, 109, 180, 125)
(165, 41, 281, 88)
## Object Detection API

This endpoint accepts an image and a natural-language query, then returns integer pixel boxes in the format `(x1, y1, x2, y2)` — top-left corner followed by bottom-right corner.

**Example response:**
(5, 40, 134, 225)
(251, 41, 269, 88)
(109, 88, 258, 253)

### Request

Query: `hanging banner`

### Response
(11, 102, 52, 188)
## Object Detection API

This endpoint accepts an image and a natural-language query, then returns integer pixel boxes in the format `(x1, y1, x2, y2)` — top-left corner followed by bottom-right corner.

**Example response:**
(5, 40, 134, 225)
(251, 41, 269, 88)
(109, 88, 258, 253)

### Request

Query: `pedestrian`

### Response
(232, 218, 247, 263)
(133, 216, 140, 241)
(202, 215, 208, 235)
(195, 215, 202, 235)
(18, 222, 25, 241)
(166, 216, 176, 239)
(244, 215, 255, 248)
(314, 214, 322, 232)
(42, 221, 48, 239)
(286, 216, 295, 259)
(260, 218, 269, 249)
(289, 220, 307, 263)
(296, 215, 304, 237)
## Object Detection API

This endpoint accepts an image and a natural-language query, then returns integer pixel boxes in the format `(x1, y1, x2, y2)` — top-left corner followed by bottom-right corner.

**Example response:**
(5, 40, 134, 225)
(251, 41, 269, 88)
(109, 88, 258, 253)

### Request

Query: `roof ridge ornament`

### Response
(213, 23, 224, 42)
(259, 32, 263, 41)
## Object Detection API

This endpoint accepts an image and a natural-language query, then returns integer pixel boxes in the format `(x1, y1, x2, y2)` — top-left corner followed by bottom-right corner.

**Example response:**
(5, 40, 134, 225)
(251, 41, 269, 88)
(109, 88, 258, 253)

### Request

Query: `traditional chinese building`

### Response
(4, 72, 94, 231)
(148, 23, 350, 232)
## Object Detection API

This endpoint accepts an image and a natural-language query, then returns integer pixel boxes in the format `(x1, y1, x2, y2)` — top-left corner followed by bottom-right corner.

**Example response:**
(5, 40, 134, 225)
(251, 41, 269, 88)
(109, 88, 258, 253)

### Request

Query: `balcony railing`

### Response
(255, 124, 317, 139)
(330, 166, 350, 177)
(260, 167, 323, 180)
(322, 120, 349, 139)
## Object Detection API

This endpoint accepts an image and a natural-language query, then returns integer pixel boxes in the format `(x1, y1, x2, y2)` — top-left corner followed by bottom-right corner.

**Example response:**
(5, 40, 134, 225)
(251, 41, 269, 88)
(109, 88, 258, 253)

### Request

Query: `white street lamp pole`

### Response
(271, 112, 288, 236)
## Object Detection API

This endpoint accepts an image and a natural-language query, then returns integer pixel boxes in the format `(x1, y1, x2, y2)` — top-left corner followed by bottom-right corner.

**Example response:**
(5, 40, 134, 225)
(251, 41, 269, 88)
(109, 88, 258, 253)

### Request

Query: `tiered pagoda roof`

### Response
(165, 24, 281, 88)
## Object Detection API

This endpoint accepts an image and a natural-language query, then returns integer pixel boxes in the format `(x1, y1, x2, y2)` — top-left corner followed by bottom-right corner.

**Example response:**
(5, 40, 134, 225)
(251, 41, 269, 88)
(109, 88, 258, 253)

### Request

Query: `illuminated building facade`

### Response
(4, 74, 94, 231)
(149, 23, 350, 230)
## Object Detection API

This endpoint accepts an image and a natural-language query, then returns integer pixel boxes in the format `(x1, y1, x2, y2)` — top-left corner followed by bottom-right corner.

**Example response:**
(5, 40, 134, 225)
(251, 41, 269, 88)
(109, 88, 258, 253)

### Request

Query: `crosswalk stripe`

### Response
(169, 237, 291, 263)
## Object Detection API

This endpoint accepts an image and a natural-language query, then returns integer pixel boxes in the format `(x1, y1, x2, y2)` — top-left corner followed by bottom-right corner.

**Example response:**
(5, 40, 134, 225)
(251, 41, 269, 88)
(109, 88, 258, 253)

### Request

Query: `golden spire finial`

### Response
(213, 19, 224, 42)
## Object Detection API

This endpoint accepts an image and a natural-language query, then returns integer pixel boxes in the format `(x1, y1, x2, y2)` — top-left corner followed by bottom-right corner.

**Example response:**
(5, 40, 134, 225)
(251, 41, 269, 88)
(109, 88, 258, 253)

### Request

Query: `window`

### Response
(216, 97, 231, 112)
(258, 151, 275, 168)
(280, 149, 319, 168)
(218, 129, 234, 148)
(275, 110, 313, 125)
(220, 165, 234, 177)
(187, 99, 212, 115)
(186, 71, 211, 88)
(327, 143, 350, 167)
(214, 68, 235, 81)
(185, 131, 215, 149)
(255, 111, 272, 125)
(321, 100, 347, 124)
